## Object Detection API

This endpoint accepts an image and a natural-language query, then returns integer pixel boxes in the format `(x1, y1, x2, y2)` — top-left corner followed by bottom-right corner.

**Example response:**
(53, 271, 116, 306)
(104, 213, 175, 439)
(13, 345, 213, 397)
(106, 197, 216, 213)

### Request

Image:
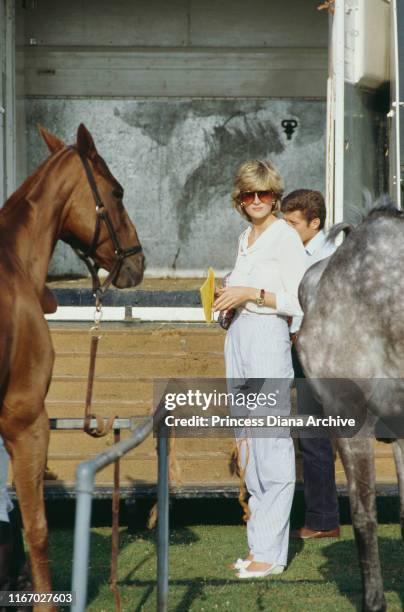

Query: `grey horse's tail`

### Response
(326, 222, 354, 244)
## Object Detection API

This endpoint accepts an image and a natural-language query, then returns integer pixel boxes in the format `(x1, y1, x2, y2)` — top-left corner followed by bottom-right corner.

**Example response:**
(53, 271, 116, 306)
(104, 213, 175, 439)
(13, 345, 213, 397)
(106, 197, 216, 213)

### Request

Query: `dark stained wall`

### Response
(16, 0, 328, 275)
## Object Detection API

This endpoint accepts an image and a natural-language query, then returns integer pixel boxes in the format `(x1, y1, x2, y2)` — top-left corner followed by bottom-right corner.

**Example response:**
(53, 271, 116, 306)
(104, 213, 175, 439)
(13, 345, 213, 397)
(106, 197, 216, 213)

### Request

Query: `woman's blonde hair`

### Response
(231, 159, 284, 221)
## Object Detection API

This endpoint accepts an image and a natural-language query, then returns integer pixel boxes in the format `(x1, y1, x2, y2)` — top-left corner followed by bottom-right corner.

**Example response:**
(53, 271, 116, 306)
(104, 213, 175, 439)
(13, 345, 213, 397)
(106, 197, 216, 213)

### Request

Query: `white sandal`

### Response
(232, 558, 252, 570)
(236, 564, 284, 578)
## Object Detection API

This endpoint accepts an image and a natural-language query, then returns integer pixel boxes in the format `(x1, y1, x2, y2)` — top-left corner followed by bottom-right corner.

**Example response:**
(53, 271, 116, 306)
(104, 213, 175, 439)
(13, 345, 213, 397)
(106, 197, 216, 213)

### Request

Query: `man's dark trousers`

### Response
(292, 346, 339, 530)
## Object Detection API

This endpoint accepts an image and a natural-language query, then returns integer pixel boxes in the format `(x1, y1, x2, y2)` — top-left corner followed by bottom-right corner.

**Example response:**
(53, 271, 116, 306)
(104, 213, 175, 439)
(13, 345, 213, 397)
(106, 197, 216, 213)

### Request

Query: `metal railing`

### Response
(70, 409, 169, 611)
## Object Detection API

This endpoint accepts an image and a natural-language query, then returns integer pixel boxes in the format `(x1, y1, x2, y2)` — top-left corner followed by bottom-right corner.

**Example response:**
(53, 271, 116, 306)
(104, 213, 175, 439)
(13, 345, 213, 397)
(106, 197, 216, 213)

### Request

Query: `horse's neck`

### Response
(1, 149, 76, 293)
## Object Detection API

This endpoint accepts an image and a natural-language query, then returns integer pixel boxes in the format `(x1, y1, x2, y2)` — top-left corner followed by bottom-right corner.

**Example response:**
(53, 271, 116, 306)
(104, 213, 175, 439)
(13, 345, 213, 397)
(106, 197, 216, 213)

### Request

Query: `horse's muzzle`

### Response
(114, 252, 145, 288)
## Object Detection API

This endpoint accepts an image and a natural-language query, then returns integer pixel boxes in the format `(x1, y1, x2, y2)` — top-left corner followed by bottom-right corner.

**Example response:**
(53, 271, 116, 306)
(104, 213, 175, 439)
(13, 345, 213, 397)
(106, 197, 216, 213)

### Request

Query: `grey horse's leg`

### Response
(392, 439, 404, 540)
(337, 437, 386, 612)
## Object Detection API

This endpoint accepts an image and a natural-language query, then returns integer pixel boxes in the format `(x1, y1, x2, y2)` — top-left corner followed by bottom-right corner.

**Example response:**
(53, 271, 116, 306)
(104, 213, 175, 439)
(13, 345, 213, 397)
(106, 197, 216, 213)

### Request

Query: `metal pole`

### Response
(391, 0, 402, 209)
(71, 415, 156, 612)
(0, 0, 5, 206)
(4, 0, 16, 198)
(0, 0, 16, 205)
(71, 463, 95, 612)
(333, 0, 345, 224)
(325, 8, 335, 230)
(71, 413, 164, 611)
(157, 425, 169, 612)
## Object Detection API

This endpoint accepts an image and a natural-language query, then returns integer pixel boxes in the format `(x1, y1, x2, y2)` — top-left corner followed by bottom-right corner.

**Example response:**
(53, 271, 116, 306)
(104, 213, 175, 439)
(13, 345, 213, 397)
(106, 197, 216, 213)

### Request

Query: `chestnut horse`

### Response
(0, 124, 144, 609)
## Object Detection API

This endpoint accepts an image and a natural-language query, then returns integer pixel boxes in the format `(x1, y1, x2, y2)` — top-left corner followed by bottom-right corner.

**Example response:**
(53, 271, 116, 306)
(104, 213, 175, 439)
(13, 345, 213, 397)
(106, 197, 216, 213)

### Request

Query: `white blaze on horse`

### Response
(297, 203, 404, 612)
(0, 124, 144, 611)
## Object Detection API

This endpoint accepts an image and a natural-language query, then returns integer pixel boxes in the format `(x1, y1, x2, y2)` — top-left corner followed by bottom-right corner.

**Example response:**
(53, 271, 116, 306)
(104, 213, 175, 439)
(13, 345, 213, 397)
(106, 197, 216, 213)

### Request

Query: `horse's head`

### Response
(39, 123, 145, 289)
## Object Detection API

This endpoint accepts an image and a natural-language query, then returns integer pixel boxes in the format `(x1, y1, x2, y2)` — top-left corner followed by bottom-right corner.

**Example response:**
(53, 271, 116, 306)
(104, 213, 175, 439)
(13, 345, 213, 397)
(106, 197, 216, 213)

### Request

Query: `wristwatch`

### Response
(256, 288, 265, 306)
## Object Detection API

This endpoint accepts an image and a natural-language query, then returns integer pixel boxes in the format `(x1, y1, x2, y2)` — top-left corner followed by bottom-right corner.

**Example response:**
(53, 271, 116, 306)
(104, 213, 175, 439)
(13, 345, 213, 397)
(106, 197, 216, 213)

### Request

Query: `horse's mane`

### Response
(1, 155, 53, 213)
(325, 198, 402, 246)
(366, 200, 404, 220)
(2, 145, 121, 218)
(1, 147, 86, 220)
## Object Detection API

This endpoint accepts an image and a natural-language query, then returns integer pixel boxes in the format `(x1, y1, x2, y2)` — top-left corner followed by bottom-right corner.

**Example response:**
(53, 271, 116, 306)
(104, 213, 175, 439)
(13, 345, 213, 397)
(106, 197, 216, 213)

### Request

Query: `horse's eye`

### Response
(112, 189, 124, 200)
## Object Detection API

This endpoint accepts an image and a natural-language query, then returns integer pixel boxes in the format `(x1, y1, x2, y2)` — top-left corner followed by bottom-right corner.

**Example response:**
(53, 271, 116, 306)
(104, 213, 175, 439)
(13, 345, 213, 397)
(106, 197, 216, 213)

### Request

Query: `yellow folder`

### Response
(199, 267, 215, 323)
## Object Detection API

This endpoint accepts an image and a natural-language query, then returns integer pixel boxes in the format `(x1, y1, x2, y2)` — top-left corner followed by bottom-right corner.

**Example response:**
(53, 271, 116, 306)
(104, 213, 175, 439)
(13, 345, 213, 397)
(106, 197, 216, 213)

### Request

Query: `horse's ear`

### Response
(76, 123, 97, 159)
(38, 124, 65, 154)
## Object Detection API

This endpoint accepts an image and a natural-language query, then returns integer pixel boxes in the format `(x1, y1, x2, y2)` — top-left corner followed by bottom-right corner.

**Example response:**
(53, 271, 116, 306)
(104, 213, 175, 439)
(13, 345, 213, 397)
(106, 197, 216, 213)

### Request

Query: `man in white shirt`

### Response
(282, 189, 340, 539)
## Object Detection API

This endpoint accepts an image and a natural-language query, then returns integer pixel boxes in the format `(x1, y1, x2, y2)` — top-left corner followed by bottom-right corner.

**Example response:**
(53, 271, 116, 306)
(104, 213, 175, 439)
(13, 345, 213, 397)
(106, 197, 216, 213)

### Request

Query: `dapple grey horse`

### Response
(297, 204, 404, 612)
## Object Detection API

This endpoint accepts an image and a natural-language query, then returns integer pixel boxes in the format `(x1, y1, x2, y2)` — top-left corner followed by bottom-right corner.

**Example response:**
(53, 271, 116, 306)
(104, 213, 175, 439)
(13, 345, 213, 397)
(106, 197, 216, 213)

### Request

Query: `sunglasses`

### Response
(240, 190, 275, 205)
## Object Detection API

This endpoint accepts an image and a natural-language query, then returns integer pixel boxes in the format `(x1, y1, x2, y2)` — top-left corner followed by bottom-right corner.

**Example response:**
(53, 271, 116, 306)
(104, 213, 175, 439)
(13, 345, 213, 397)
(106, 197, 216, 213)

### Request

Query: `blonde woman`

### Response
(214, 160, 306, 578)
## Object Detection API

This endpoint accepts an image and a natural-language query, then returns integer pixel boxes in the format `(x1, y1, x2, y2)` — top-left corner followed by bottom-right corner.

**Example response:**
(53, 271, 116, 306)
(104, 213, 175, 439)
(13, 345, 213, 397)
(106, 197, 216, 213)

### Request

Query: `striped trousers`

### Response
(224, 312, 295, 566)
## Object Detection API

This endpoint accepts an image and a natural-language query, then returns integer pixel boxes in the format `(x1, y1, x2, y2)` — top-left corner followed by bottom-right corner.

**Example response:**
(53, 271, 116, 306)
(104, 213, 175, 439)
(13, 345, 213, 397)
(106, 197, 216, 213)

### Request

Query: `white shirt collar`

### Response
(304, 230, 326, 256)
(240, 219, 285, 254)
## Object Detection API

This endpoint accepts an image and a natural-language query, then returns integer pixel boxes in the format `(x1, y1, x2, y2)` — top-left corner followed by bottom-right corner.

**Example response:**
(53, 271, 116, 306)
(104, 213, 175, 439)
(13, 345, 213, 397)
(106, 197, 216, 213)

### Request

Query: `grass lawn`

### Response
(49, 524, 404, 611)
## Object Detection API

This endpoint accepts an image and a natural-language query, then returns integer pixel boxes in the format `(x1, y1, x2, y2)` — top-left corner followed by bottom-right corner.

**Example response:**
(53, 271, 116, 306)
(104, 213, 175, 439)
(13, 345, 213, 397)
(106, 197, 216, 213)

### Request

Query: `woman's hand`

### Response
(213, 286, 256, 311)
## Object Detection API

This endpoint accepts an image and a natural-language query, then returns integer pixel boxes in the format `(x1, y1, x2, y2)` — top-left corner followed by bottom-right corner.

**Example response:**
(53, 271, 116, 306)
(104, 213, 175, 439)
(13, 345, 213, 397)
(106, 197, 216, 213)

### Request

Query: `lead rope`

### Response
(84, 304, 115, 437)
(83, 302, 121, 611)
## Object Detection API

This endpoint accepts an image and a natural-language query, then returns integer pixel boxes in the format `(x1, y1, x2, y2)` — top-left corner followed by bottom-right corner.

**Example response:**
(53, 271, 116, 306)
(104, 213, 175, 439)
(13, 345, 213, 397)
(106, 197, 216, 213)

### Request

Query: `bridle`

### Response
(70, 146, 143, 307)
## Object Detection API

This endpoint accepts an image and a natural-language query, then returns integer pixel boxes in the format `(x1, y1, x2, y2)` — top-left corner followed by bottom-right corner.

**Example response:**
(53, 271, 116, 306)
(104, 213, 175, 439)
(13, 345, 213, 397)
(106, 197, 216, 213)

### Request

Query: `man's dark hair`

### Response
(281, 189, 326, 229)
